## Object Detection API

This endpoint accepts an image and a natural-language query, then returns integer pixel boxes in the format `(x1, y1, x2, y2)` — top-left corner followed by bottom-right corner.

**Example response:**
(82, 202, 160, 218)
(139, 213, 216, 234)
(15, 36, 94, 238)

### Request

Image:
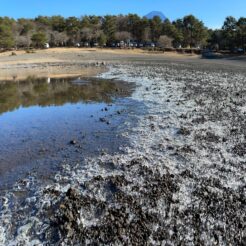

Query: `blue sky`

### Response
(1, 0, 246, 29)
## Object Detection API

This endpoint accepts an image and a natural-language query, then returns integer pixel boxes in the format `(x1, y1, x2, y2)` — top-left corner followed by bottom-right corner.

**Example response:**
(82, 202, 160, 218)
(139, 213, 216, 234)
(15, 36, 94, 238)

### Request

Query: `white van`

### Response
(44, 43, 50, 49)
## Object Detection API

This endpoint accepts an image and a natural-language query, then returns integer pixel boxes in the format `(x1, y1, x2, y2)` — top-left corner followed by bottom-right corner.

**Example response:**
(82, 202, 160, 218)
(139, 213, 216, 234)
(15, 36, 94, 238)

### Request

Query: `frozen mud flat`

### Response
(1, 62, 246, 245)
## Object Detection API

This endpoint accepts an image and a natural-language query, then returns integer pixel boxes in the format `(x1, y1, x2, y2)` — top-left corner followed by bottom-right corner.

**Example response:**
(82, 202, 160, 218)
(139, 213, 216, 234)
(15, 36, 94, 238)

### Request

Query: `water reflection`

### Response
(0, 76, 131, 115)
(0, 75, 134, 189)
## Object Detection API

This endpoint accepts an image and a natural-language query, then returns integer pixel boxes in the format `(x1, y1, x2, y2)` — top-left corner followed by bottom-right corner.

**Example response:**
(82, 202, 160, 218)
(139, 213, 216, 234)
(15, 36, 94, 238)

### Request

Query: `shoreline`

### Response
(0, 63, 107, 81)
(0, 48, 245, 80)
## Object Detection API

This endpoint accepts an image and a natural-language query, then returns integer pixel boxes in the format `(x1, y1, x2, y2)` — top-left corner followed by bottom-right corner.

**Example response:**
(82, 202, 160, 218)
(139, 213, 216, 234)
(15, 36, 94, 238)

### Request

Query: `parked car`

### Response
(83, 42, 90, 47)
(234, 48, 244, 54)
(92, 42, 99, 47)
(44, 43, 50, 49)
(119, 41, 125, 47)
(110, 43, 116, 47)
(144, 42, 156, 48)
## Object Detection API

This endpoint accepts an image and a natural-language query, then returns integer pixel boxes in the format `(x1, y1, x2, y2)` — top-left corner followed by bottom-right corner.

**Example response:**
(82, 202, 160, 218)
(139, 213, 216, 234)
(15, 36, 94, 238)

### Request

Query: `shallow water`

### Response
(0, 76, 135, 189)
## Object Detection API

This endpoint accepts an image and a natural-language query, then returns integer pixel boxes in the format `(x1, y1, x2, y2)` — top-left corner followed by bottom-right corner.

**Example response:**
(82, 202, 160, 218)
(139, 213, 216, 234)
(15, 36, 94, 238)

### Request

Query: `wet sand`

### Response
(0, 48, 245, 80)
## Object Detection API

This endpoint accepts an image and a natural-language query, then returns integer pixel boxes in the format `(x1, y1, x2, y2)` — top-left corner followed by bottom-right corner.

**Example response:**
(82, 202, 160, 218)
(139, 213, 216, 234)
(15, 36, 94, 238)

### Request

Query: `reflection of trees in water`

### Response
(0, 76, 131, 114)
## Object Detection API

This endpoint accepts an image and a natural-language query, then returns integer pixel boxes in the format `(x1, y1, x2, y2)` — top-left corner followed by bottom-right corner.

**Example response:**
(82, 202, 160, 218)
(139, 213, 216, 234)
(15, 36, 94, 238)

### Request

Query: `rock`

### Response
(66, 187, 79, 199)
(70, 140, 77, 145)
(177, 127, 191, 136)
(149, 123, 155, 131)
(99, 117, 106, 122)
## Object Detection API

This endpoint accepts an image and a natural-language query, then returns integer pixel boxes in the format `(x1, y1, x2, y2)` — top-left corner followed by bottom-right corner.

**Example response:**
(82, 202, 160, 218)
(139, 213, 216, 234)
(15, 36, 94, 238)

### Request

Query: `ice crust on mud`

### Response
(0, 63, 246, 245)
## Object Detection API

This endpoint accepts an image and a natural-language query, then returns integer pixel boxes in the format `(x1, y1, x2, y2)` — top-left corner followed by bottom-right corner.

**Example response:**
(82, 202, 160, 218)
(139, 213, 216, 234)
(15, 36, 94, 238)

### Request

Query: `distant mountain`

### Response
(145, 11, 166, 21)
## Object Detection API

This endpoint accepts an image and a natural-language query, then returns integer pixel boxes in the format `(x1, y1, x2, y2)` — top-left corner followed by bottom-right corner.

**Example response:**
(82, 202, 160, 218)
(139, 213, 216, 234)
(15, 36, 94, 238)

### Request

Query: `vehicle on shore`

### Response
(44, 43, 50, 49)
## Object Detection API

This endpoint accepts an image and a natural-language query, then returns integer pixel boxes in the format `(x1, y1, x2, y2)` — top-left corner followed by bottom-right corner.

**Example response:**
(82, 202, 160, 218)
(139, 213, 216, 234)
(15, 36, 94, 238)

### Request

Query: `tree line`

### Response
(0, 14, 245, 52)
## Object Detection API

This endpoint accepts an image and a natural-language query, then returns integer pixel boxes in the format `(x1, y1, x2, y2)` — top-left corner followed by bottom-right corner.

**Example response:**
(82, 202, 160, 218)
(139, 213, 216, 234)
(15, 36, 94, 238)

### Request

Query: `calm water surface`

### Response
(0, 76, 135, 189)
